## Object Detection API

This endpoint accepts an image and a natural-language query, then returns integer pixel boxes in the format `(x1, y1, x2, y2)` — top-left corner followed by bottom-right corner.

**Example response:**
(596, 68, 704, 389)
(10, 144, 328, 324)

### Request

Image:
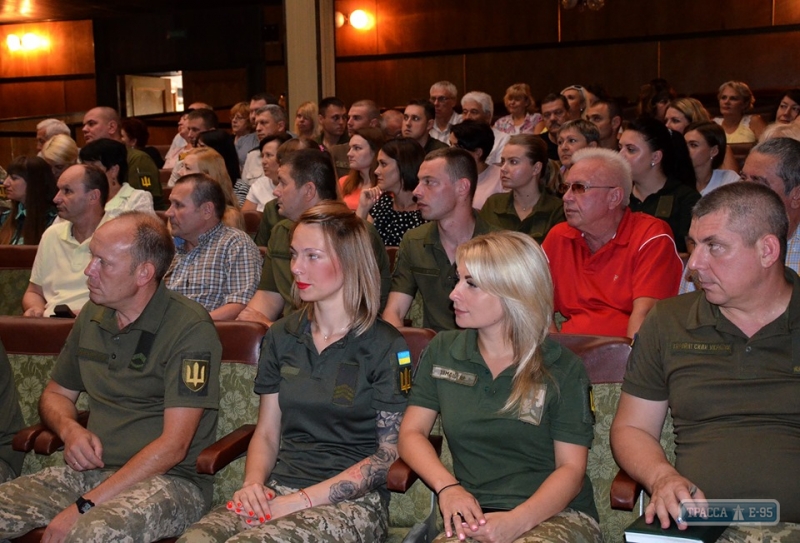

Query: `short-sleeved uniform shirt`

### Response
(628, 177, 701, 253)
(51, 283, 221, 505)
(258, 217, 391, 314)
(622, 269, 800, 522)
(0, 340, 24, 478)
(409, 330, 597, 519)
(479, 191, 565, 245)
(166, 222, 262, 312)
(254, 312, 409, 501)
(390, 213, 499, 331)
(127, 147, 164, 210)
(254, 198, 281, 247)
(542, 208, 682, 337)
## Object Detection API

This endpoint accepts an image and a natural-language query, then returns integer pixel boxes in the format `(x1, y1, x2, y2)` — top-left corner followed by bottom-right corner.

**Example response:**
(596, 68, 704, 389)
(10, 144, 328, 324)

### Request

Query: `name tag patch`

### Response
(671, 342, 733, 355)
(518, 384, 547, 426)
(431, 365, 477, 386)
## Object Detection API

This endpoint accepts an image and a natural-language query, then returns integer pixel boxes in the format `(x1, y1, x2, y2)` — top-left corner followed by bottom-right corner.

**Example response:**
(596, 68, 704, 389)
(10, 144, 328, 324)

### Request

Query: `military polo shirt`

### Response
(628, 177, 700, 253)
(127, 148, 164, 210)
(257, 217, 391, 314)
(479, 191, 565, 244)
(51, 282, 221, 505)
(254, 199, 281, 247)
(409, 330, 597, 519)
(0, 341, 24, 478)
(390, 213, 498, 331)
(623, 268, 800, 522)
(254, 312, 409, 501)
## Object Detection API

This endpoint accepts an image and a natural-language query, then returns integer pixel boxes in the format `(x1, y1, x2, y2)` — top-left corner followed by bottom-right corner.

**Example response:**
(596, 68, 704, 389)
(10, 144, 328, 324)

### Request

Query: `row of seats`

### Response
(0, 315, 673, 542)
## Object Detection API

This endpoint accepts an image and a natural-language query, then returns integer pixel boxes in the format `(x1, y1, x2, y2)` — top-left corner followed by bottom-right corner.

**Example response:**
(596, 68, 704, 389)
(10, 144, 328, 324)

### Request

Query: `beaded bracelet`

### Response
(436, 482, 461, 497)
(298, 488, 313, 509)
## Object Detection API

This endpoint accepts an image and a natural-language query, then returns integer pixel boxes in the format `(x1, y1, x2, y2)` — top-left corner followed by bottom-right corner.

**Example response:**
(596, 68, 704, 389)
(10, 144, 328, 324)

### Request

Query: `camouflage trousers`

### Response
(0, 460, 15, 485)
(432, 508, 603, 543)
(177, 480, 388, 543)
(0, 466, 207, 542)
(718, 523, 800, 543)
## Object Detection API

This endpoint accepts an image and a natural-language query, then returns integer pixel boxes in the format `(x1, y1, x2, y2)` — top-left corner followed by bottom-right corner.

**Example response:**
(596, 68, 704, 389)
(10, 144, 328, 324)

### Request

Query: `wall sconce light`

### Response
(334, 9, 375, 30)
(6, 32, 50, 52)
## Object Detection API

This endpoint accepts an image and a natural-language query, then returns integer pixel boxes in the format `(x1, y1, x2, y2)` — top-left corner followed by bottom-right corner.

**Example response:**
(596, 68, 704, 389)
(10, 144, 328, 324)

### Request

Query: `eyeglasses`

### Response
(558, 182, 617, 195)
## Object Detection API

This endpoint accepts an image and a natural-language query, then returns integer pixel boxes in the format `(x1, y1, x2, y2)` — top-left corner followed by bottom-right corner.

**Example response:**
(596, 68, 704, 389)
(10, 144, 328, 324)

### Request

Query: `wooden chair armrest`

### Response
(387, 435, 443, 493)
(12, 423, 47, 453)
(610, 468, 643, 511)
(196, 424, 256, 475)
(32, 411, 90, 455)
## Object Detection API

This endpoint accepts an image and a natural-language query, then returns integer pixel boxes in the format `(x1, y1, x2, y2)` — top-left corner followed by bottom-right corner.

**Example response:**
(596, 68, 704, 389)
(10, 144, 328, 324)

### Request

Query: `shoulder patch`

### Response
(181, 357, 210, 395)
(397, 350, 412, 395)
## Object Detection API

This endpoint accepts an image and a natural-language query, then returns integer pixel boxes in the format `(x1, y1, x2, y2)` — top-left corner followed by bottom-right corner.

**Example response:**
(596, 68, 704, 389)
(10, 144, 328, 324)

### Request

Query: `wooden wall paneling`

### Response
(774, 0, 800, 25)
(182, 69, 249, 109)
(660, 32, 800, 96)
(0, 20, 94, 79)
(465, 41, 659, 107)
(560, 0, 773, 43)
(64, 78, 97, 113)
(0, 81, 69, 118)
(265, 65, 288, 100)
(335, 55, 464, 110)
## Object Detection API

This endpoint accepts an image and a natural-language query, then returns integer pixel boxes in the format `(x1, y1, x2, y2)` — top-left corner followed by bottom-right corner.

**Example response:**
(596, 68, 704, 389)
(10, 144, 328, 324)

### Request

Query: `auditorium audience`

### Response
(402, 100, 448, 154)
(0, 156, 57, 245)
(239, 133, 292, 213)
(461, 91, 510, 166)
(198, 129, 243, 203)
(584, 99, 623, 150)
(39, 133, 78, 180)
(664, 97, 710, 134)
(683, 121, 740, 196)
(293, 101, 319, 140)
(637, 78, 676, 121)
(230, 101, 258, 170)
(561, 84, 590, 121)
(35, 118, 70, 152)
(775, 89, 800, 125)
(120, 117, 165, 168)
(177, 147, 245, 231)
(450, 120, 505, 209)
(557, 119, 600, 172)
(429, 80, 463, 143)
(539, 93, 570, 161)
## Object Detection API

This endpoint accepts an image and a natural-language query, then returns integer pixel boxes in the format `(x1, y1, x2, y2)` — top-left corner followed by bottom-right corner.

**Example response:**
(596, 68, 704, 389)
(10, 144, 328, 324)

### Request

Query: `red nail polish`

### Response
(249, 511, 254, 517)
(237, 502, 242, 507)
(227, 501, 234, 509)
(259, 517, 265, 522)
(246, 519, 251, 524)
(266, 514, 271, 520)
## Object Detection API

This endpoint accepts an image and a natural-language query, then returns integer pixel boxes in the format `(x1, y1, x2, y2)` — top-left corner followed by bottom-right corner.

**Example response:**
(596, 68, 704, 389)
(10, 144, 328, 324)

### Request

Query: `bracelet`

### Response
(436, 482, 461, 497)
(298, 488, 313, 509)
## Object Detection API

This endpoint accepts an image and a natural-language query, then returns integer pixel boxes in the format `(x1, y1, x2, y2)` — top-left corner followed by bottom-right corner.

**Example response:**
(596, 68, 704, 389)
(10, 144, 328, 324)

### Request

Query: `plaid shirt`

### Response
(165, 222, 262, 311)
(680, 226, 800, 294)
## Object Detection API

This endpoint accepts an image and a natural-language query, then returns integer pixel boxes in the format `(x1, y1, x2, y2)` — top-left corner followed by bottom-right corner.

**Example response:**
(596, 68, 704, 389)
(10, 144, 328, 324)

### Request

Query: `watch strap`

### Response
(75, 496, 95, 514)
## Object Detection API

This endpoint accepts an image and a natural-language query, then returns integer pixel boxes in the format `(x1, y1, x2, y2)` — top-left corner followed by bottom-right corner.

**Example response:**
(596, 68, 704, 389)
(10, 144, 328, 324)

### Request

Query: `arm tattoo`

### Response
(328, 410, 403, 503)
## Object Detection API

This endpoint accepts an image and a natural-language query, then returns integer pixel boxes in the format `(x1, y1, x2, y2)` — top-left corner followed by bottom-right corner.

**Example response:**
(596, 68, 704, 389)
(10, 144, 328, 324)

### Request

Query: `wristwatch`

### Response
(75, 496, 95, 514)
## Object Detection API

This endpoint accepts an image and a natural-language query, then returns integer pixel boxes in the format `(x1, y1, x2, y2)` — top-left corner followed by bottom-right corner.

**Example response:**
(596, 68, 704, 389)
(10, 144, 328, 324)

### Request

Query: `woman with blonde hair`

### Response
(494, 83, 544, 135)
(230, 101, 258, 169)
(178, 201, 410, 543)
(178, 147, 245, 230)
(340, 127, 384, 210)
(664, 98, 710, 135)
(714, 80, 766, 143)
(294, 101, 319, 140)
(39, 133, 78, 180)
(399, 230, 601, 543)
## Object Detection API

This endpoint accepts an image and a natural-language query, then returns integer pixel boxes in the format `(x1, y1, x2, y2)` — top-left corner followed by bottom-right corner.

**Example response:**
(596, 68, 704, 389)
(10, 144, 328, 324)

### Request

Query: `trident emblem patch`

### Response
(182, 359, 209, 392)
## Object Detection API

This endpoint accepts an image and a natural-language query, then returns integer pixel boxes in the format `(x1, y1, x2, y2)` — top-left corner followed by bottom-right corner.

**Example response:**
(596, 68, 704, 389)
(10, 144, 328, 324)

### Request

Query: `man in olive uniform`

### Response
(0, 212, 221, 542)
(612, 183, 800, 539)
(0, 339, 24, 484)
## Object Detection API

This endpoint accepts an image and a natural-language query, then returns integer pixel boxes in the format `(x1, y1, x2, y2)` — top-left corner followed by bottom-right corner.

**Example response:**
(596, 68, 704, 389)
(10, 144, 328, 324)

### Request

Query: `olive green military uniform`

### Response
(257, 218, 391, 314)
(128, 147, 165, 210)
(253, 198, 281, 247)
(0, 339, 24, 483)
(623, 268, 800, 530)
(0, 283, 221, 541)
(390, 213, 498, 331)
(479, 191, 565, 245)
(178, 311, 409, 543)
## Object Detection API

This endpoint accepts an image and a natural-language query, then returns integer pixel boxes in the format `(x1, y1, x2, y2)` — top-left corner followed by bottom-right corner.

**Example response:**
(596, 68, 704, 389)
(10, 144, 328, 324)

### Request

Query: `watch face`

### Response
(76, 497, 94, 514)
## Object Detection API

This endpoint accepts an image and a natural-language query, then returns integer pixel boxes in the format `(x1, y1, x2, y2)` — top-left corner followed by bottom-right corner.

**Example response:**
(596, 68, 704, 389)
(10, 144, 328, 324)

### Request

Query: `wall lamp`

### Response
(335, 9, 375, 30)
(6, 32, 50, 52)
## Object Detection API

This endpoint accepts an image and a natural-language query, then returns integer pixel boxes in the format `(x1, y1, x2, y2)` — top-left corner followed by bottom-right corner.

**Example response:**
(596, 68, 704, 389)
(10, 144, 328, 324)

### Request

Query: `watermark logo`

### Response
(679, 499, 780, 526)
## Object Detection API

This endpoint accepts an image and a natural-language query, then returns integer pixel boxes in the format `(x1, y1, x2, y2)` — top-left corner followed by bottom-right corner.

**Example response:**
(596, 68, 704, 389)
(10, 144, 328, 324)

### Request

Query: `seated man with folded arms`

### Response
(164, 173, 262, 321)
(382, 147, 498, 332)
(23, 164, 109, 317)
(0, 339, 24, 484)
(542, 148, 682, 338)
(611, 182, 800, 540)
(0, 211, 221, 542)
(237, 149, 390, 328)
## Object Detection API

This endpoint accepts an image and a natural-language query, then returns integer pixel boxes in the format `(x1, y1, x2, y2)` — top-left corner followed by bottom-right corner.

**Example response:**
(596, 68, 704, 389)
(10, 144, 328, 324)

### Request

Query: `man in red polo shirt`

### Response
(542, 147, 682, 338)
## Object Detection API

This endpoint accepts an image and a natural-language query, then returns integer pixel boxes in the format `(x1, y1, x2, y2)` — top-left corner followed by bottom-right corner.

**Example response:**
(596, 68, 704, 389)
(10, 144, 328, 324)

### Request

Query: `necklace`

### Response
(315, 323, 350, 341)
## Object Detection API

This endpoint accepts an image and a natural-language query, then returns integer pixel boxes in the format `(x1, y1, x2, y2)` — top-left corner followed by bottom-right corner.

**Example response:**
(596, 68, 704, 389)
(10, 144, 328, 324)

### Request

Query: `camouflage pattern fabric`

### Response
(718, 523, 800, 543)
(177, 481, 388, 543)
(0, 466, 206, 542)
(431, 508, 602, 543)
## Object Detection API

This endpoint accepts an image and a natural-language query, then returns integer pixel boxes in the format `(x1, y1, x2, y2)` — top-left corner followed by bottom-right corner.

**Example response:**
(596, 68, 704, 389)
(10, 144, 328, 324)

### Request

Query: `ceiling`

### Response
(0, 0, 281, 24)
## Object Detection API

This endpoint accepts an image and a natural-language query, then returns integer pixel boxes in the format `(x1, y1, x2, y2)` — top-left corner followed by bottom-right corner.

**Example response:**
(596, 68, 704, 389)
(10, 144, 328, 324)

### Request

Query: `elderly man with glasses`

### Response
(542, 147, 682, 338)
